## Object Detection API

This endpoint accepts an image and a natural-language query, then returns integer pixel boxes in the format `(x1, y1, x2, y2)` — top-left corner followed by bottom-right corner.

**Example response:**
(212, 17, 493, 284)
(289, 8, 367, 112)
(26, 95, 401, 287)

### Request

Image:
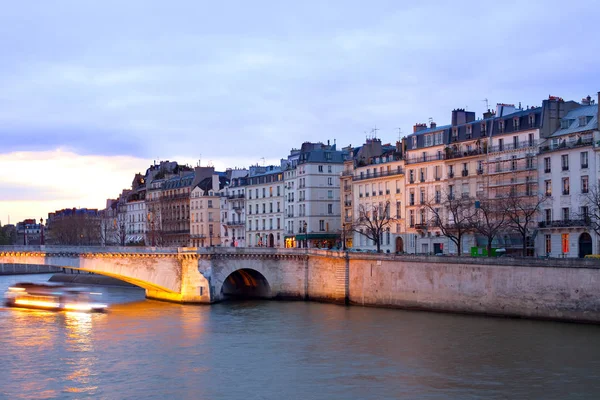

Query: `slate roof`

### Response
(549, 105, 598, 138)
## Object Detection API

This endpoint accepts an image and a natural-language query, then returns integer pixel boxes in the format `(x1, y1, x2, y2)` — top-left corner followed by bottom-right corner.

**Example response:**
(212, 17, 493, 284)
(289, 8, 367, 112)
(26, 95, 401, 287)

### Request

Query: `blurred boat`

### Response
(4, 282, 108, 312)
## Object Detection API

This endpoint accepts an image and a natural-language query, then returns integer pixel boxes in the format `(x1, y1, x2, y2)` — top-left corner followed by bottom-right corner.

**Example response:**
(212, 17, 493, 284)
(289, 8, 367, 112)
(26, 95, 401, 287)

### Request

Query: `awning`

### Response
(295, 233, 339, 240)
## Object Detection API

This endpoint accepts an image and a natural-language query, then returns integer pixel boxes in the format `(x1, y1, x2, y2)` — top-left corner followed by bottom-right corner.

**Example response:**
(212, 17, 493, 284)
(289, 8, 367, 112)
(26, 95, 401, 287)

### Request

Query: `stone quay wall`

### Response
(334, 252, 600, 323)
(0, 263, 62, 275)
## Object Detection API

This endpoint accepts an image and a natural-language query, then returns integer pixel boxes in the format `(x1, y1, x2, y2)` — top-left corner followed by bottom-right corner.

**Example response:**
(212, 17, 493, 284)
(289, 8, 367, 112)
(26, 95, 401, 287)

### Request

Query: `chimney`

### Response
(483, 109, 495, 119)
(582, 95, 592, 105)
(451, 109, 474, 125)
(430, 121, 437, 129)
(413, 123, 427, 133)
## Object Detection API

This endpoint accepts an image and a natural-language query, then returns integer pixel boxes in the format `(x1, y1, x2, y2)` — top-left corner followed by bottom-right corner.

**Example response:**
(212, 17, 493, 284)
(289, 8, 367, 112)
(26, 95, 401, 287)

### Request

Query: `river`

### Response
(0, 274, 599, 399)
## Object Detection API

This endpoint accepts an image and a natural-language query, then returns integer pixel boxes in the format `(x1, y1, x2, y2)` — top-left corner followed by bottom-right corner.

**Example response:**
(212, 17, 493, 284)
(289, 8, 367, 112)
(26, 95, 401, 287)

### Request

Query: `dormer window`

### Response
(513, 117, 520, 130)
(561, 119, 570, 129)
(481, 123, 487, 136)
(499, 120, 505, 133)
(466, 125, 472, 139)
(412, 136, 417, 148)
(529, 114, 535, 127)
(452, 128, 458, 141)
(579, 116, 588, 127)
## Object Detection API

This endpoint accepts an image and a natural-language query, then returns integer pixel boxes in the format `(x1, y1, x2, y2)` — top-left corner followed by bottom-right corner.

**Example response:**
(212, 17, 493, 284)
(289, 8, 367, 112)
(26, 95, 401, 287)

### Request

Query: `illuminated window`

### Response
(561, 234, 569, 254)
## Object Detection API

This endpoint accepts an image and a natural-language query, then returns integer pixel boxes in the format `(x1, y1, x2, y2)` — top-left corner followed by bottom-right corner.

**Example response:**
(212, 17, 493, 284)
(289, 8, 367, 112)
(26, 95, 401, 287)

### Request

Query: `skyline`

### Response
(2, 0, 600, 222)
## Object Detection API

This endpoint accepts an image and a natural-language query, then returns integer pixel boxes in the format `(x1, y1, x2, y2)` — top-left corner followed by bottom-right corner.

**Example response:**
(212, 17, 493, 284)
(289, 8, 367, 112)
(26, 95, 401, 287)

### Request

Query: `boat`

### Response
(4, 282, 108, 313)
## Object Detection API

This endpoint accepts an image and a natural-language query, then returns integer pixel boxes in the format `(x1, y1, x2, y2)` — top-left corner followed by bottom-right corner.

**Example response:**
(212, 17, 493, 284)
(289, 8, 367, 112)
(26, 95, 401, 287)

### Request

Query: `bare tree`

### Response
(504, 191, 547, 257)
(352, 201, 397, 253)
(469, 196, 507, 257)
(47, 214, 102, 246)
(423, 192, 475, 256)
(580, 184, 600, 236)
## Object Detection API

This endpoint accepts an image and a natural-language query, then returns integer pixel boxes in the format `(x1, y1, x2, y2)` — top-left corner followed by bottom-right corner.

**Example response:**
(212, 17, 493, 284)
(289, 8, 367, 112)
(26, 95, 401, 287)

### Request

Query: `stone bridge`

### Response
(0, 246, 347, 304)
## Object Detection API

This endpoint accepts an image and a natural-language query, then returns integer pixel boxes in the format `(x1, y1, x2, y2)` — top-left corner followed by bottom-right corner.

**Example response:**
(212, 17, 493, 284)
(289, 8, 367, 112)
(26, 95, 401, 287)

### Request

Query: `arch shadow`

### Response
(221, 268, 271, 299)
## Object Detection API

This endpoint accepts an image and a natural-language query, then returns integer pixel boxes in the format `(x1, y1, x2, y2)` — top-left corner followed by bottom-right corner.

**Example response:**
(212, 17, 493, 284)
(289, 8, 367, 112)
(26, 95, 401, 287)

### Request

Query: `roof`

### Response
(549, 105, 598, 138)
(162, 173, 194, 190)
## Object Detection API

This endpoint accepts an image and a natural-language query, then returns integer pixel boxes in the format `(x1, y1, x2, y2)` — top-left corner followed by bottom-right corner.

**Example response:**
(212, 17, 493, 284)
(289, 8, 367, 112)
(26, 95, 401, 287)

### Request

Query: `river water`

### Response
(1, 274, 599, 400)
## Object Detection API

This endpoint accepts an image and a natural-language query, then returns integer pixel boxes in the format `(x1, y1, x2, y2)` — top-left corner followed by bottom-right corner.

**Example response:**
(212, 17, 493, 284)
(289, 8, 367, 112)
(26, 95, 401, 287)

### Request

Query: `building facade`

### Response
(246, 166, 285, 247)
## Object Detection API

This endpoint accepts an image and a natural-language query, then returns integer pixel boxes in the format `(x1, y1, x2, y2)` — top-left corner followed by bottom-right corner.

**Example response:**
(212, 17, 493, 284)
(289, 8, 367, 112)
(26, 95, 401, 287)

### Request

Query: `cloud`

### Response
(0, 149, 148, 222)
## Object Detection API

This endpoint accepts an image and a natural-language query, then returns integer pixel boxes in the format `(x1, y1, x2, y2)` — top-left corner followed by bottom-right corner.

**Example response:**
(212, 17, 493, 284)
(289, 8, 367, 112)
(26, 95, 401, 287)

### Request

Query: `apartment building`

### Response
(404, 122, 451, 254)
(284, 141, 346, 249)
(537, 97, 599, 257)
(220, 169, 247, 247)
(350, 139, 406, 252)
(245, 166, 285, 247)
(160, 172, 194, 247)
(190, 171, 227, 247)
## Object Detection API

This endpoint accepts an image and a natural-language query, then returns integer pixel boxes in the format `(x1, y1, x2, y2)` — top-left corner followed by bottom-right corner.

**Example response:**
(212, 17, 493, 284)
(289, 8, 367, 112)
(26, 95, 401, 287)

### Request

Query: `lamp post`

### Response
(303, 221, 308, 249)
(40, 217, 44, 245)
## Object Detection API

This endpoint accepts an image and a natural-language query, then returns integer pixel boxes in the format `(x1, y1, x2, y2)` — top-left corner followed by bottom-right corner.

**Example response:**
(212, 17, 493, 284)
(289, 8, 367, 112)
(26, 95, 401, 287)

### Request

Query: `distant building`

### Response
(219, 168, 248, 247)
(246, 165, 285, 247)
(190, 168, 228, 247)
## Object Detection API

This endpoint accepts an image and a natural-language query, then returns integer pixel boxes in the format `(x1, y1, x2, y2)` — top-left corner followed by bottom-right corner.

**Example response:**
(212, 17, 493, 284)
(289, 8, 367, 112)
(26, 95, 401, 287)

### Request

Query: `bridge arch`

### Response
(221, 268, 271, 299)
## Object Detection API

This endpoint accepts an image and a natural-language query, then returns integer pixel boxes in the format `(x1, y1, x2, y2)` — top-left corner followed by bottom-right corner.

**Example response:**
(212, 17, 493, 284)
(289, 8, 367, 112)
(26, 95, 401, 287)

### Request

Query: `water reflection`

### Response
(1, 275, 600, 400)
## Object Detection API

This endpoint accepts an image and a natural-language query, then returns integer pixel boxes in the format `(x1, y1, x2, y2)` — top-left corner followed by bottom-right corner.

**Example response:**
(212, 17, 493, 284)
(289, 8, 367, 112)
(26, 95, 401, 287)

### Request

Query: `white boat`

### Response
(4, 282, 108, 313)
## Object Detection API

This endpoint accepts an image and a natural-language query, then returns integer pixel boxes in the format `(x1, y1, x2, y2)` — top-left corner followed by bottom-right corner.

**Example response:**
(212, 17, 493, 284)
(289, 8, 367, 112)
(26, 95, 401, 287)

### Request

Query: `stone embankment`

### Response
(49, 273, 137, 288)
(0, 263, 62, 275)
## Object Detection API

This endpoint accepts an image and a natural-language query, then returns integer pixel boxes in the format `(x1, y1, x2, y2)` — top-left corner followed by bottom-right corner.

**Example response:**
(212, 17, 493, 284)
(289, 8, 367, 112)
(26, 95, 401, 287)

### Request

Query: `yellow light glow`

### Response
(14, 299, 60, 308)
(63, 303, 93, 312)
(8, 287, 25, 291)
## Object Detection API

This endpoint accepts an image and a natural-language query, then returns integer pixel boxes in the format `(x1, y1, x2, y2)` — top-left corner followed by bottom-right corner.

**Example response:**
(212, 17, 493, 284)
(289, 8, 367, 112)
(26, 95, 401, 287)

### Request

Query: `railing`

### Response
(539, 138, 593, 153)
(446, 147, 486, 160)
(227, 194, 245, 199)
(476, 169, 484, 175)
(353, 168, 405, 181)
(405, 154, 446, 165)
(489, 164, 537, 174)
(461, 170, 469, 177)
(344, 201, 352, 207)
(538, 218, 590, 228)
(225, 220, 244, 226)
(489, 139, 538, 153)
(448, 172, 454, 178)
(414, 224, 427, 230)
(544, 168, 551, 173)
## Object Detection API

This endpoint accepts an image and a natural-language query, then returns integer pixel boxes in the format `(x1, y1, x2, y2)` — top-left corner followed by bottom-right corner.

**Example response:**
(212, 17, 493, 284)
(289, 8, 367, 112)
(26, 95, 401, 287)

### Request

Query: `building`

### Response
(284, 141, 347, 249)
(124, 174, 147, 245)
(348, 138, 406, 253)
(160, 171, 194, 247)
(190, 169, 228, 247)
(246, 165, 285, 247)
(46, 208, 102, 245)
(15, 219, 43, 245)
(220, 169, 248, 247)
(537, 95, 599, 257)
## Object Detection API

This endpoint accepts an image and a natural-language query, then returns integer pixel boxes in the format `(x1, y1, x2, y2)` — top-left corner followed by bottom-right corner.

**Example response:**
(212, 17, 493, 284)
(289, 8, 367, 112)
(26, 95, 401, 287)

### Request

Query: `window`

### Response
(511, 155, 517, 171)
(561, 154, 569, 171)
(328, 204, 333, 214)
(328, 190, 333, 199)
(318, 165, 324, 172)
(545, 209, 552, 223)
(581, 206, 589, 220)
(269, 203, 273, 213)
(581, 152, 589, 168)
(499, 121, 505, 133)
(582, 176, 589, 193)
(528, 133, 534, 146)
(208, 200, 213, 208)
(498, 138, 504, 151)
(561, 233, 569, 254)
(262, 188, 266, 197)
(409, 191, 415, 206)
(529, 114, 535, 127)
(328, 177, 333, 186)
(409, 169, 415, 183)
(562, 178, 570, 195)
(562, 207, 569, 221)
(544, 157, 551, 173)
(545, 234, 551, 255)
(513, 118, 520, 130)
(545, 180, 552, 196)
(328, 165, 332, 173)
(409, 210, 415, 227)
(262, 204, 266, 213)
(420, 189, 425, 204)
(319, 220, 325, 231)
(513, 136, 519, 148)
(396, 201, 401, 218)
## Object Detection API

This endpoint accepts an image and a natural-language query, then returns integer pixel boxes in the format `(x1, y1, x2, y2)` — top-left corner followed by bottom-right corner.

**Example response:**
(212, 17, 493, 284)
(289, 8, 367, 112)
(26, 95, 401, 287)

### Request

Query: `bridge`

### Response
(0, 246, 347, 304)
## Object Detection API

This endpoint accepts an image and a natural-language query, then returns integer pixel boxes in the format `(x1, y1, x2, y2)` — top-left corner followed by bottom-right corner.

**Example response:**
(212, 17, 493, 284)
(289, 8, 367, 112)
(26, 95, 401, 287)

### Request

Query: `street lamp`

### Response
(303, 221, 308, 248)
(40, 217, 44, 245)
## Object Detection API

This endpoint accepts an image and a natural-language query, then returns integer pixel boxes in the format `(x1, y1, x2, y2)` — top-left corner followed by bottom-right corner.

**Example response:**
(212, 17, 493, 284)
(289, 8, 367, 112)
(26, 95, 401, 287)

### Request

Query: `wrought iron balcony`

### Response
(353, 168, 405, 181)
(538, 218, 590, 228)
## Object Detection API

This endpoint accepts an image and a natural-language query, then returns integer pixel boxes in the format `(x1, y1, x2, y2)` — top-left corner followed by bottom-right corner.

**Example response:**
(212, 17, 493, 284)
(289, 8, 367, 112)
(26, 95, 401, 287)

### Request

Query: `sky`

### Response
(1, 0, 599, 223)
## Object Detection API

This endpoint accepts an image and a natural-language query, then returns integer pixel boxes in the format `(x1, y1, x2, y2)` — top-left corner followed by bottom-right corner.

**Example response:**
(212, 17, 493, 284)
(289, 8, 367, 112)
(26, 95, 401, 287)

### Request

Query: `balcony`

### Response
(582, 163, 589, 169)
(538, 218, 590, 228)
(414, 223, 427, 230)
(435, 176, 441, 181)
(344, 201, 352, 207)
(544, 168, 551, 173)
(409, 178, 415, 184)
(353, 168, 405, 181)
(489, 139, 539, 153)
(448, 172, 454, 179)
(405, 154, 446, 165)
(344, 185, 352, 191)
(562, 166, 569, 171)
(476, 168, 484, 175)
(419, 177, 425, 182)
(461, 170, 469, 177)
(227, 193, 245, 199)
(539, 138, 593, 154)
(446, 147, 486, 160)
(225, 220, 245, 226)
(489, 164, 537, 174)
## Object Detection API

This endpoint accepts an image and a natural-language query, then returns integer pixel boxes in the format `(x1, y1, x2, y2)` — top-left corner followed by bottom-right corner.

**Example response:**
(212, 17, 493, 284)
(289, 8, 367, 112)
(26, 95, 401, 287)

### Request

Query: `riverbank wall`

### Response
(306, 251, 600, 323)
(49, 273, 138, 288)
(0, 263, 62, 275)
